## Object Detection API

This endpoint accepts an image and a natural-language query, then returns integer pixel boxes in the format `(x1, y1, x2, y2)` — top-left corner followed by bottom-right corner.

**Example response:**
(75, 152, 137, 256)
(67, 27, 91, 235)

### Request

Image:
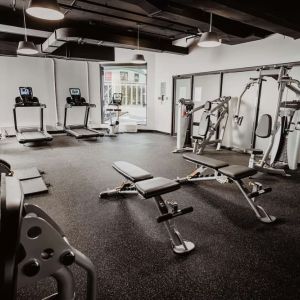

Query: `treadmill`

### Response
(13, 87, 53, 144)
(64, 88, 103, 139)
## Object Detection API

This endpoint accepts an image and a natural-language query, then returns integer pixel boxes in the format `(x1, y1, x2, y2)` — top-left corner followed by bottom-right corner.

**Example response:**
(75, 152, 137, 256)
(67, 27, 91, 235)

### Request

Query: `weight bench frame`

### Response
(100, 162, 195, 254)
(178, 156, 276, 224)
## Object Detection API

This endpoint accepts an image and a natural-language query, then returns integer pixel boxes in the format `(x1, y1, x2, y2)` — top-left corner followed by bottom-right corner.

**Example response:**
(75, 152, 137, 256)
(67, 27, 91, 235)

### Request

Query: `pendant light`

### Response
(198, 13, 221, 48)
(17, 0, 39, 55)
(26, 0, 64, 21)
(132, 24, 146, 64)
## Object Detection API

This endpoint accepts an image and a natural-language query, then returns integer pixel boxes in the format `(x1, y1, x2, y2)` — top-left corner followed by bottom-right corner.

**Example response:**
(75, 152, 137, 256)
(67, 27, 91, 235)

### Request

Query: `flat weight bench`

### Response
(100, 161, 195, 254)
(0, 159, 48, 196)
(178, 153, 276, 224)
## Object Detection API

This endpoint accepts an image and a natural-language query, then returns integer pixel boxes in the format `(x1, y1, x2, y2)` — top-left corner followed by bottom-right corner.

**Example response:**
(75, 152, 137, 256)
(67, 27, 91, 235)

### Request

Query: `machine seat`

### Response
(135, 177, 180, 199)
(218, 165, 257, 180)
(112, 161, 153, 183)
(183, 154, 229, 169)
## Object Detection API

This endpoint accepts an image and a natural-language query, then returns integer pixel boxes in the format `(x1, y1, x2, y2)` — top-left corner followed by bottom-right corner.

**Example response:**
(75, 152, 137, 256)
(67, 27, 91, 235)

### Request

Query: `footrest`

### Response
(248, 187, 272, 198)
(157, 206, 193, 223)
(183, 154, 229, 169)
(112, 161, 153, 183)
(218, 165, 257, 180)
(135, 177, 180, 199)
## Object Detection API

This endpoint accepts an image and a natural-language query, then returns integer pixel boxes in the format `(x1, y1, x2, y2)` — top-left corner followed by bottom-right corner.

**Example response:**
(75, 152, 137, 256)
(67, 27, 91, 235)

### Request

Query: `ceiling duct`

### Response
(40, 27, 188, 55)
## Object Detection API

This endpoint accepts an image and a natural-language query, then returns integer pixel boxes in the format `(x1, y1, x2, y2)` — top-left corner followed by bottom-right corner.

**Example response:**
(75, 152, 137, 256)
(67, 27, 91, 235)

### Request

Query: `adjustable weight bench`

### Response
(178, 153, 276, 223)
(100, 161, 195, 254)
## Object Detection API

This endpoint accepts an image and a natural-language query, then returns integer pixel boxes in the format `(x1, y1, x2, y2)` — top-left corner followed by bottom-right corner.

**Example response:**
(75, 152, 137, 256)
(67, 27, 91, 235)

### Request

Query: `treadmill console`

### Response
(16, 87, 39, 106)
(110, 93, 123, 106)
(67, 88, 87, 106)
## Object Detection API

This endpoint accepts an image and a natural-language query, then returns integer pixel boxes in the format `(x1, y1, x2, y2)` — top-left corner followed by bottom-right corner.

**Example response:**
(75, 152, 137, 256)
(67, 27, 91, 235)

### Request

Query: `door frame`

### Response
(171, 75, 193, 136)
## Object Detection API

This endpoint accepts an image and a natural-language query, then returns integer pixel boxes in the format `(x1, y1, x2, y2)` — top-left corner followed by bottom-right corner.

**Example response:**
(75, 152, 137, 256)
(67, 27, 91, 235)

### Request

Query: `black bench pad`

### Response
(136, 177, 180, 199)
(218, 165, 257, 180)
(112, 161, 153, 183)
(183, 154, 229, 169)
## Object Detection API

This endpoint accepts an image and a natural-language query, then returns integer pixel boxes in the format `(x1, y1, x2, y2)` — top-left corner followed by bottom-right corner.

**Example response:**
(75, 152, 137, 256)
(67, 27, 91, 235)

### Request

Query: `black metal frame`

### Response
(13, 105, 45, 133)
(63, 104, 91, 129)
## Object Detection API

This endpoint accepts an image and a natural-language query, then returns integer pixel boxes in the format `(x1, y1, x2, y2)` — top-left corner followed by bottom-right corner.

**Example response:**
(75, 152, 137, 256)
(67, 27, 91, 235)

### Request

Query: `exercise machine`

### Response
(100, 161, 195, 254)
(173, 96, 232, 154)
(105, 93, 123, 137)
(177, 154, 276, 223)
(13, 87, 53, 144)
(234, 66, 300, 175)
(64, 88, 103, 139)
(0, 159, 48, 196)
(173, 98, 195, 153)
(0, 173, 96, 300)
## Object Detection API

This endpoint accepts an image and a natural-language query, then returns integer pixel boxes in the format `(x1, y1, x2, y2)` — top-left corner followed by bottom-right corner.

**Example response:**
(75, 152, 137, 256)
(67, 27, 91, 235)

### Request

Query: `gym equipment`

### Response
(105, 93, 123, 137)
(100, 161, 195, 254)
(173, 96, 232, 154)
(235, 66, 300, 175)
(177, 154, 276, 223)
(0, 159, 48, 196)
(287, 109, 300, 169)
(64, 88, 103, 139)
(0, 173, 96, 300)
(13, 87, 53, 144)
(173, 98, 195, 153)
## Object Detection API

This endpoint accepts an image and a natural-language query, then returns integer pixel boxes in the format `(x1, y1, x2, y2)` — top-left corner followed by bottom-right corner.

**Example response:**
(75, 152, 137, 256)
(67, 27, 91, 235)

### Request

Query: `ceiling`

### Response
(0, 0, 299, 58)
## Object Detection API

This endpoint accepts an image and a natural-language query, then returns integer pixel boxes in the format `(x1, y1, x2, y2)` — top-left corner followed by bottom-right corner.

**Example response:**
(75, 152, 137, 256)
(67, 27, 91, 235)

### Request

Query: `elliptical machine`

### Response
(105, 93, 123, 137)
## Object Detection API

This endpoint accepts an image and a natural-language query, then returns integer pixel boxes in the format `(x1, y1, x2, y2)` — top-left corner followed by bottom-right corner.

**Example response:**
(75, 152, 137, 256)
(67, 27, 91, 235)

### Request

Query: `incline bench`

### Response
(178, 153, 276, 224)
(100, 161, 195, 254)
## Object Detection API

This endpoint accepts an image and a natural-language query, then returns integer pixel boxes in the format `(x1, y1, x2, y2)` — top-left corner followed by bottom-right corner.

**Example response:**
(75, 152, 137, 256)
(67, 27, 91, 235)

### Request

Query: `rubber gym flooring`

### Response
(1, 133, 300, 300)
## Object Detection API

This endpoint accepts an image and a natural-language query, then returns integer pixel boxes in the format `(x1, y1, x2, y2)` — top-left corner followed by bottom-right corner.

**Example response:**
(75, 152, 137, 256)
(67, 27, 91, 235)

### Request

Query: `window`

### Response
(101, 65, 147, 125)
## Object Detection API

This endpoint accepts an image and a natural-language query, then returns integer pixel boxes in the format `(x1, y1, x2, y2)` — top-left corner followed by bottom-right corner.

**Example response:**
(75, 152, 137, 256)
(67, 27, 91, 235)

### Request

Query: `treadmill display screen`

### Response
(70, 88, 81, 97)
(112, 93, 122, 105)
(19, 87, 32, 97)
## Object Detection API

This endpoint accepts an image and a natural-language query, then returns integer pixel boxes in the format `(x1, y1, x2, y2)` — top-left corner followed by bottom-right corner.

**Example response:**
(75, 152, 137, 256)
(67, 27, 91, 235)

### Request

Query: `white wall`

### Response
(153, 34, 300, 134)
(1, 34, 300, 138)
(0, 48, 156, 133)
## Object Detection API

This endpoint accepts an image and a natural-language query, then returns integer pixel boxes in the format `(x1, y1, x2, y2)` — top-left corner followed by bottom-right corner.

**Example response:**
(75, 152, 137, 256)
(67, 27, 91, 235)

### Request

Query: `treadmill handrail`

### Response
(65, 103, 96, 108)
(14, 103, 46, 108)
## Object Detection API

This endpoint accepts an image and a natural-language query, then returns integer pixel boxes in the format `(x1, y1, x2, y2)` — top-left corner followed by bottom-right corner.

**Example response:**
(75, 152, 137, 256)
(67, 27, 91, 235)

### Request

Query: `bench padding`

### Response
(183, 154, 229, 169)
(218, 165, 257, 180)
(112, 161, 153, 183)
(136, 177, 180, 199)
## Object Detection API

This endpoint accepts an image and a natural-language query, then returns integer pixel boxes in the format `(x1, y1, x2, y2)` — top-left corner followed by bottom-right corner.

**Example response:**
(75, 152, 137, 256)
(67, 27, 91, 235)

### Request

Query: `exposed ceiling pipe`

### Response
(63, 0, 197, 34)
(58, 2, 195, 37)
(39, 28, 188, 55)
(0, 24, 51, 38)
(64, 0, 77, 16)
